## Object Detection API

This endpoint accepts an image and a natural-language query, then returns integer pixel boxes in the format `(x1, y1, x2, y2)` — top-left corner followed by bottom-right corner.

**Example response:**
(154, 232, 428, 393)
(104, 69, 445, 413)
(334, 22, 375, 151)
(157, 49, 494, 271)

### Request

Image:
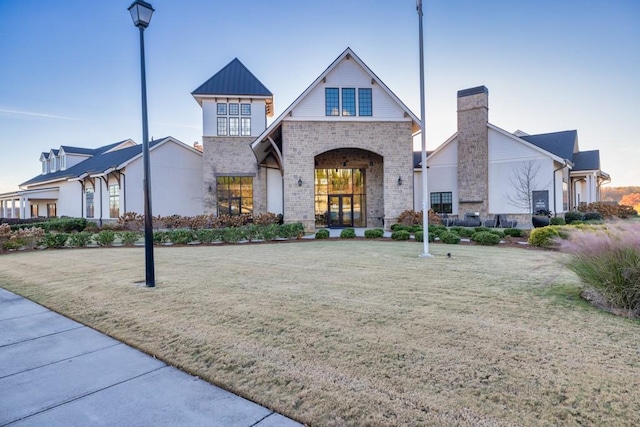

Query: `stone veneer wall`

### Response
(282, 121, 413, 231)
(457, 87, 489, 217)
(202, 136, 266, 215)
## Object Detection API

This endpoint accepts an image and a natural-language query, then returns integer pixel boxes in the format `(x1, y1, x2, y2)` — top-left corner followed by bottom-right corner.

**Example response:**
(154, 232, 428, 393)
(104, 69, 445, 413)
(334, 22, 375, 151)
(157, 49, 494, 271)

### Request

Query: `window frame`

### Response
(358, 88, 372, 116)
(85, 186, 94, 218)
(217, 117, 228, 136)
(217, 103, 227, 115)
(325, 88, 339, 116)
(241, 103, 251, 115)
(216, 176, 253, 216)
(109, 184, 120, 218)
(229, 117, 240, 136)
(341, 88, 356, 116)
(241, 117, 251, 136)
(430, 191, 453, 214)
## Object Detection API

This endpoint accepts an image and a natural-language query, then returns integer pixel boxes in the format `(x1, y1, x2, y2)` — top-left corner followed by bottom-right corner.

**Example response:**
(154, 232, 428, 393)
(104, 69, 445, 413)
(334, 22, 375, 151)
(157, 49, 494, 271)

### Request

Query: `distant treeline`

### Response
(601, 186, 640, 202)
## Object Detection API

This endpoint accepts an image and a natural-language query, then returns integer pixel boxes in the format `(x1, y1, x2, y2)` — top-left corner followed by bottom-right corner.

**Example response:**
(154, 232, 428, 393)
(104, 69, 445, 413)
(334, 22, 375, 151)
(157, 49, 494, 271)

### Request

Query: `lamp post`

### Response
(128, 0, 155, 287)
(417, 0, 432, 257)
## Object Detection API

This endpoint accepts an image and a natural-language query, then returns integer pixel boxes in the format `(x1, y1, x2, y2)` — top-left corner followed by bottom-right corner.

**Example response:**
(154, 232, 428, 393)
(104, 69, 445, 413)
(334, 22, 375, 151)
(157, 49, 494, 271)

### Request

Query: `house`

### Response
(0, 137, 203, 222)
(192, 47, 420, 231)
(414, 86, 610, 225)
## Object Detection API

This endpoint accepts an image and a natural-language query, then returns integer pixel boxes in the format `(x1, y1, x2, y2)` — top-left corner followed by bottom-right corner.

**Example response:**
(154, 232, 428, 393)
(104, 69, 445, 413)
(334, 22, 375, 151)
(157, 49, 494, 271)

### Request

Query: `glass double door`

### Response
(328, 195, 353, 228)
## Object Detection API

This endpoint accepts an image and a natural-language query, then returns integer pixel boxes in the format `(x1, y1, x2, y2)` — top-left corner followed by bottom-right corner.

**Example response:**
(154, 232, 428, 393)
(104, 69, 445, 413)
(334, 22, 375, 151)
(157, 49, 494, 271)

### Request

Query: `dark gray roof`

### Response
(457, 86, 488, 98)
(520, 130, 577, 161)
(572, 150, 600, 171)
(50, 149, 59, 155)
(21, 139, 165, 187)
(60, 145, 98, 155)
(191, 58, 272, 97)
(41, 152, 49, 159)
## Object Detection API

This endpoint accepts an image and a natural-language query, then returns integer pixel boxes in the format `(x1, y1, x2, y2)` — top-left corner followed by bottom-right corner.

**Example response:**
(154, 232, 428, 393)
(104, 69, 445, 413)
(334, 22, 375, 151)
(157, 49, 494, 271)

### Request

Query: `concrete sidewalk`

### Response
(0, 288, 302, 427)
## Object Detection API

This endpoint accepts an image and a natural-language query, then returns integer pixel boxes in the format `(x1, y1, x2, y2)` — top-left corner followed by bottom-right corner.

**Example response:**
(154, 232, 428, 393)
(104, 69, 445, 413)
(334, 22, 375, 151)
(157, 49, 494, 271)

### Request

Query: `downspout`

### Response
(121, 171, 126, 214)
(80, 181, 85, 218)
(553, 160, 569, 216)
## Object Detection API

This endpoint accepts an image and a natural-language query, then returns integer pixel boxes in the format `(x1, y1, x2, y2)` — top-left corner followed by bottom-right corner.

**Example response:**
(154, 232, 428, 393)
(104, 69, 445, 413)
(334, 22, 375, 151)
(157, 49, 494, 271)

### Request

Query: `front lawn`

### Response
(1, 242, 638, 426)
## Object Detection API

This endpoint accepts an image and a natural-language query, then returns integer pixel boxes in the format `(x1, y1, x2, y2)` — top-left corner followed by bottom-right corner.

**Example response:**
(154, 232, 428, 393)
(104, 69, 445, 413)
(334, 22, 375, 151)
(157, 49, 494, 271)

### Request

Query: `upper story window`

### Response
(42, 161, 47, 174)
(342, 88, 356, 116)
(60, 155, 66, 170)
(325, 88, 339, 116)
(217, 102, 250, 137)
(326, 87, 373, 117)
(50, 156, 57, 172)
(358, 88, 372, 116)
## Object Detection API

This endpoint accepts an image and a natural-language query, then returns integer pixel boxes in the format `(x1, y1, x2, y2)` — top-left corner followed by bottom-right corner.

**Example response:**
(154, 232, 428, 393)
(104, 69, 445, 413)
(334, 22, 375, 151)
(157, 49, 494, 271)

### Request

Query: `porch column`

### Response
(11, 199, 16, 218)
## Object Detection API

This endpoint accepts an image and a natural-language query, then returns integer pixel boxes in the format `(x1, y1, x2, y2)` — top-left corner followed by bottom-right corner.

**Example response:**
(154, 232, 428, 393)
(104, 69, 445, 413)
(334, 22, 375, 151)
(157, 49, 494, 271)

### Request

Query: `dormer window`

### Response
(50, 156, 57, 173)
(60, 155, 66, 170)
(42, 160, 47, 174)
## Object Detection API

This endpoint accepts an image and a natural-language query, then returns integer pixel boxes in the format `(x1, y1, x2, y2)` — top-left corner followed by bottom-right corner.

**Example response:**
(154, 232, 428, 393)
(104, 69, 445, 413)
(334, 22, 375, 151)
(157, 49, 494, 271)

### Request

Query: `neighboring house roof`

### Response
(20, 137, 194, 187)
(520, 130, 577, 161)
(572, 150, 600, 171)
(191, 58, 273, 97)
(60, 146, 97, 155)
(413, 151, 433, 168)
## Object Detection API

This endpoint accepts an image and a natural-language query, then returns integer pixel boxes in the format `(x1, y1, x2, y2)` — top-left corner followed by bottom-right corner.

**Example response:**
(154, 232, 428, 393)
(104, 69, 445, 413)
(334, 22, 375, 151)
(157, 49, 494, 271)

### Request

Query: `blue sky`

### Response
(0, 0, 638, 194)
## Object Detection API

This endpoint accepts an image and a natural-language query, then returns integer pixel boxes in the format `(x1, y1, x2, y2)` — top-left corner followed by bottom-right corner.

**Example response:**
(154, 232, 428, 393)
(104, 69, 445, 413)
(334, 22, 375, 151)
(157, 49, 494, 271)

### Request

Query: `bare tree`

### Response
(505, 160, 541, 213)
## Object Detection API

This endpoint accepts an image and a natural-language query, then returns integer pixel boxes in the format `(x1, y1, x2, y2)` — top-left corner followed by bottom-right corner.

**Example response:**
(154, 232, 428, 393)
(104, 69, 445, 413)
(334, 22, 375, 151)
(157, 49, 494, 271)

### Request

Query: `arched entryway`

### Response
(314, 148, 383, 228)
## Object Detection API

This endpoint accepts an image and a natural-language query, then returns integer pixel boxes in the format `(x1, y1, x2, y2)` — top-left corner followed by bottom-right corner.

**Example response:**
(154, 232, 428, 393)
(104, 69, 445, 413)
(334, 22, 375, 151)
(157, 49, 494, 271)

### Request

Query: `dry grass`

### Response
(1, 242, 639, 426)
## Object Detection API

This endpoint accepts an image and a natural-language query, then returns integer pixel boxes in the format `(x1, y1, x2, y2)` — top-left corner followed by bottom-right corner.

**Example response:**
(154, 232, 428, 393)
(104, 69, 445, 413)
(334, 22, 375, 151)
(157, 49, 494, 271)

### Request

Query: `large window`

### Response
(47, 203, 57, 218)
(109, 184, 119, 218)
(430, 192, 453, 214)
(341, 88, 356, 116)
(30, 205, 38, 218)
(216, 176, 253, 216)
(314, 168, 366, 227)
(325, 87, 373, 117)
(217, 102, 250, 136)
(358, 88, 372, 116)
(85, 186, 94, 218)
(325, 88, 339, 116)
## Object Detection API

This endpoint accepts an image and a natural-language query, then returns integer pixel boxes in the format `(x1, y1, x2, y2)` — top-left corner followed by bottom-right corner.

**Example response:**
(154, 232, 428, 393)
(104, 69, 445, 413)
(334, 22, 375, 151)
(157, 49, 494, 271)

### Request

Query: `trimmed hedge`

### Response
(550, 217, 566, 226)
(440, 231, 461, 244)
(315, 229, 330, 239)
(340, 228, 356, 239)
(364, 229, 384, 239)
(472, 231, 501, 246)
(391, 230, 410, 240)
(503, 228, 522, 237)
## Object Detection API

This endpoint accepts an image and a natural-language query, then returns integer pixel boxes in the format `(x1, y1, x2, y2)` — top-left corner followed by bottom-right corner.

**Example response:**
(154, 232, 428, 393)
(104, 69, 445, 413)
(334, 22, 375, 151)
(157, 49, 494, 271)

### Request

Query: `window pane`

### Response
(325, 88, 339, 116)
(217, 117, 227, 136)
(358, 88, 372, 116)
(216, 176, 252, 216)
(86, 187, 94, 218)
(241, 118, 251, 136)
(241, 103, 251, 115)
(109, 184, 119, 218)
(342, 88, 355, 116)
(229, 103, 239, 115)
(229, 117, 239, 136)
(217, 103, 227, 115)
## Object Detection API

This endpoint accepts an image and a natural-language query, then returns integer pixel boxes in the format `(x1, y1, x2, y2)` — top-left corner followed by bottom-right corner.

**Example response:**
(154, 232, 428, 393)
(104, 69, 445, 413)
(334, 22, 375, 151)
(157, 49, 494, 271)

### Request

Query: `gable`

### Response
(292, 57, 406, 120)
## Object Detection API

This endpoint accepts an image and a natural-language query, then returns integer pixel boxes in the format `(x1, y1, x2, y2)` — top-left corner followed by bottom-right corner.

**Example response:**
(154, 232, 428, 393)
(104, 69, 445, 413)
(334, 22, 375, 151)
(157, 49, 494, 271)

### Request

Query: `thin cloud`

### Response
(0, 108, 80, 121)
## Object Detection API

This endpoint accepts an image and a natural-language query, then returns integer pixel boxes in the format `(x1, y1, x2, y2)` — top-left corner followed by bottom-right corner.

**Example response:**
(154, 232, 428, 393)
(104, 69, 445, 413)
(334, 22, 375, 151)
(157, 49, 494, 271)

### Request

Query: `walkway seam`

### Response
(0, 325, 84, 349)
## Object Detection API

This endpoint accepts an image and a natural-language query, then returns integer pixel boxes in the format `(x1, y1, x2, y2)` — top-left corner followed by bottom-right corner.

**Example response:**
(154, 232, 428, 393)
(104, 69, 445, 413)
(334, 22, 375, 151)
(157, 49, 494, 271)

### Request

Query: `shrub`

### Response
(457, 227, 475, 238)
(561, 224, 640, 316)
(196, 229, 222, 244)
(279, 223, 305, 239)
(364, 228, 384, 239)
(221, 227, 246, 243)
(474, 226, 491, 233)
(390, 223, 409, 232)
(488, 229, 505, 238)
(2, 226, 45, 251)
(68, 232, 93, 248)
(42, 232, 70, 248)
(440, 231, 461, 244)
(414, 231, 434, 243)
(260, 224, 280, 241)
(584, 211, 603, 221)
(472, 231, 501, 246)
(167, 229, 195, 245)
(397, 210, 422, 225)
(95, 230, 115, 246)
(340, 228, 356, 239)
(408, 225, 422, 234)
(578, 201, 637, 219)
(253, 212, 280, 226)
(428, 224, 446, 234)
(550, 217, 566, 226)
(391, 230, 410, 240)
(315, 229, 330, 239)
(153, 231, 170, 245)
(118, 231, 141, 246)
(118, 212, 144, 231)
(528, 227, 560, 248)
(564, 211, 584, 224)
(503, 228, 522, 237)
(448, 226, 463, 235)
(618, 204, 638, 219)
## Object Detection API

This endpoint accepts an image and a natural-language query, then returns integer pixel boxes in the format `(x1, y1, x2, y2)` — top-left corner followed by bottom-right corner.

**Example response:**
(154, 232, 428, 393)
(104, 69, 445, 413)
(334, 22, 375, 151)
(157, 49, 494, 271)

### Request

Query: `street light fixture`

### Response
(128, 0, 156, 286)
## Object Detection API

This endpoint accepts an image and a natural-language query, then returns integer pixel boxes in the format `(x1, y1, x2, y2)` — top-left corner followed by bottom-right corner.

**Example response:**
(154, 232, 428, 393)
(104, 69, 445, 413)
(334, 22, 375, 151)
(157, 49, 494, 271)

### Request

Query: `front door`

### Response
(328, 195, 353, 227)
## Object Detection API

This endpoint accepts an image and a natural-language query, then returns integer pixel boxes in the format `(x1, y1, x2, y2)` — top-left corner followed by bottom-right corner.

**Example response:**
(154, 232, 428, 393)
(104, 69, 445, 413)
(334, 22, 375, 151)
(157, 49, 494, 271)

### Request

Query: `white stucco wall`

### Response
(424, 139, 459, 213)
(266, 167, 283, 215)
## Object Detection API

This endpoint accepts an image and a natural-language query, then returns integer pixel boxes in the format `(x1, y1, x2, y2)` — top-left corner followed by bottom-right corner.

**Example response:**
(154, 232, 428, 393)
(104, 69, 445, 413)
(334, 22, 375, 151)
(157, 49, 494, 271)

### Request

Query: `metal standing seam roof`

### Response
(519, 130, 577, 161)
(21, 139, 166, 187)
(191, 58, 272, 97)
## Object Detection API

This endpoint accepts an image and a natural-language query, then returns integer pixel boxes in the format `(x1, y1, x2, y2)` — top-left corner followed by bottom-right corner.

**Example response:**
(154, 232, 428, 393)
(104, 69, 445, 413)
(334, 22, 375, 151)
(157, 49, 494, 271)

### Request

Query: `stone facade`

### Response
(202, 136, 266, 215)
(282, 121, 414, 230)
(457, 87, 489, 216)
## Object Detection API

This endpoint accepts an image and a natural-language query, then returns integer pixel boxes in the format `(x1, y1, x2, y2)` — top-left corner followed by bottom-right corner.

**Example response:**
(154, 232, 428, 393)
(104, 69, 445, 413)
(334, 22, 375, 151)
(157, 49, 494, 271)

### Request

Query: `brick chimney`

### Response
(457, 86, 489, 216)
